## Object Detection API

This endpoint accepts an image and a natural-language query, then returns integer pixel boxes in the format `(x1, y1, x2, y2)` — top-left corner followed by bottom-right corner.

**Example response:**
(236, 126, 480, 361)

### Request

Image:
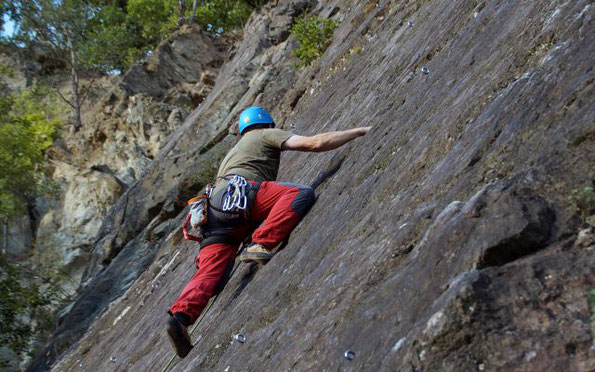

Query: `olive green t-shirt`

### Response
(216, 128, 293, 183)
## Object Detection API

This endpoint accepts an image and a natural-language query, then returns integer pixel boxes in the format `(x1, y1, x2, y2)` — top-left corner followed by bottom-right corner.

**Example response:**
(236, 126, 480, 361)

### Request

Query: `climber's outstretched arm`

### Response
(282, 127, 371, 152)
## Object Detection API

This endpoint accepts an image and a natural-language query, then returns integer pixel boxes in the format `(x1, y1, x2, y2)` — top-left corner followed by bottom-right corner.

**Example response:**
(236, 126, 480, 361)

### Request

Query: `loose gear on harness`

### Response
(182, 176, 260, 245)
(207, 175, 259, 224)
(190, 197, 208, 228)
(182, 184, 213, 242)
(222, 175, 249, 214)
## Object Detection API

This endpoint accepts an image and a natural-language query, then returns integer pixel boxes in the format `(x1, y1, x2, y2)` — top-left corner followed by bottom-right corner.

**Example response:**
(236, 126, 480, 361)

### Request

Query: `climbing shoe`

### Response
(238, 243, 274, 264)
(166, 316, 193, 358)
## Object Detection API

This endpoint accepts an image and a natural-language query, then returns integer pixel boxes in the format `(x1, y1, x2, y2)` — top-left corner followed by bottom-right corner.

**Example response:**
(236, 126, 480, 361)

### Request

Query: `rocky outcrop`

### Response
(32, 25, 228, 292)
(0, 43, 66, 91)
(28, 0, 594, 370)
(0, 44, 66, 257)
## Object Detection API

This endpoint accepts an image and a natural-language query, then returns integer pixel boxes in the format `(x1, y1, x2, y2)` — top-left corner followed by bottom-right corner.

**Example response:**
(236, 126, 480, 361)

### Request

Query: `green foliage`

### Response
(190, 144, 228, 188)
(569, 186, 595, 222)
(8, 0, 92, 54)
(4, 1, 142, 72)
(0, 65, 14, 77)
(0, 84, 61, 221)
(127, 0, 178, 45)
(193, 0, 257, 34)
(291, 15, 339, 67)
(80, 3, 148, 71)
(2, 0, 267, 73)
(0, 250, 72, 365)
(126, 0, 264, 42)
(0, 262, 43, 357)
(350, 46, 363, 56)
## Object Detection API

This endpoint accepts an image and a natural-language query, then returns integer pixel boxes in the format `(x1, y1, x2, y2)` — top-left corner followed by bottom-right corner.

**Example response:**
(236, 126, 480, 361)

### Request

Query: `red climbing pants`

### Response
(169, 181, 315, 324)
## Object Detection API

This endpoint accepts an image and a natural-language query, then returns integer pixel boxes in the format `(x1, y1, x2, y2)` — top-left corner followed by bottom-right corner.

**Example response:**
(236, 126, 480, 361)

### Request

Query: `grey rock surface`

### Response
(31, 25, 228, 294)
(28, 0, 595, 371)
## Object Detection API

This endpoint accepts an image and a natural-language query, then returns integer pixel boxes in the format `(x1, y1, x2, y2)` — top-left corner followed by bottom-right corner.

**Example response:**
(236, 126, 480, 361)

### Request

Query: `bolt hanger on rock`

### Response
(344, 350, 355, 360)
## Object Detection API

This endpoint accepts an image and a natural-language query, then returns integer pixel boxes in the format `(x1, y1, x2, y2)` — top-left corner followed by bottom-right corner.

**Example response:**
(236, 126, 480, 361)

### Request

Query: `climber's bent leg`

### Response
(240, 181, 315, 263)
(169, 242, 237, 324)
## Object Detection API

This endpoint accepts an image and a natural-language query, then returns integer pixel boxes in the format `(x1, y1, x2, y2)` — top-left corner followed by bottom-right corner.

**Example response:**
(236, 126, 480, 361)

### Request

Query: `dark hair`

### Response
(241, 122, 275, 135)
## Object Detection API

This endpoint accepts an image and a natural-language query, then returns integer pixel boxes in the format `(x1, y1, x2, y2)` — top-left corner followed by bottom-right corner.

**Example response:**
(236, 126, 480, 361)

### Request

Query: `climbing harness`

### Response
(201, 175, 260, 245)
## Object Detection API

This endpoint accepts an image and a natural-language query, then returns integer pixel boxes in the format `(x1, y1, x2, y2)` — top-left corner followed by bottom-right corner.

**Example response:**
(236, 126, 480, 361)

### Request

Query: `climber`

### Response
(166, 106, 371, 358)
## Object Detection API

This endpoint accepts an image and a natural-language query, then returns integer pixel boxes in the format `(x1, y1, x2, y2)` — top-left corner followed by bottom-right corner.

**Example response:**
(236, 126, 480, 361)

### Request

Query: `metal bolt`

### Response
(344, 350, 355, 360)
(235, 333, 246, 343)
(421, 66, 430, 74)
(110, 357, 117, 363)
(407, 20, 414, 27)
(392, 337, 406, 353)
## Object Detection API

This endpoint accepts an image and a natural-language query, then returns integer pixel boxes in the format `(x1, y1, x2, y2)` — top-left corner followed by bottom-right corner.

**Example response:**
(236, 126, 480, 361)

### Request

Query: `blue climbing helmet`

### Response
(238, 106, 275, 135)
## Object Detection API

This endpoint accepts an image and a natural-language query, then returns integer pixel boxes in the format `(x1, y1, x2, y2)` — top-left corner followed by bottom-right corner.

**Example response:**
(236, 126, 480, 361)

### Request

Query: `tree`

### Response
(4, 1, 100, 131)
(189, 0, 200, 24)
(0, 76, 64, 365)
(3, 1, 148, 130)
(190, 0, 265, 33)
(0, 251, 74, 366)
(1, 0, 271, 132)
(127, 0, 267, 36)
(0, 83, 61, 222)
(178, 0, 186, 26)
(126, 0, 178, 43)
(80, 3, 149, 71)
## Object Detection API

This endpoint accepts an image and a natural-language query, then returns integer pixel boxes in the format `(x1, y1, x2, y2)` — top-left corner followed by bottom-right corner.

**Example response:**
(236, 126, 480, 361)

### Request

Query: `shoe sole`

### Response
(239, 251, 274, 263)
(166, 317, 193, 358)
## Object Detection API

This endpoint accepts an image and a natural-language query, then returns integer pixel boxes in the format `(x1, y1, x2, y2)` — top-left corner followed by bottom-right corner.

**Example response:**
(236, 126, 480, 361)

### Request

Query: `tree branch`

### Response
(15, 4, 72, 68)
(55, 89, 75, 108)
(79, 73, 99, 105)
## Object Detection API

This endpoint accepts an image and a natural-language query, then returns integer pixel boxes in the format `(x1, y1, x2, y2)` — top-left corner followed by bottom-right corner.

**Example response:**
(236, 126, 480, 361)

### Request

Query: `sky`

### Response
(2, 14, 16, 38)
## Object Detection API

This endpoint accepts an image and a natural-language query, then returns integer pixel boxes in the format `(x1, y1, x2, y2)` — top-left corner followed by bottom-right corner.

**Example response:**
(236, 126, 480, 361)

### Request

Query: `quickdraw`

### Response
(222, 175, 249, 212)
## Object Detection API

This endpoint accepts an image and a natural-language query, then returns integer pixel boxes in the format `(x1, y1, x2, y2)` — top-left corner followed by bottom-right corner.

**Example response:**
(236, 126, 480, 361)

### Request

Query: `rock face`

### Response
(0, 43, 66, 91)
(28, 0, 594, 371)
(33, 25, 228, 291)
(0, 45, 66, 257)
